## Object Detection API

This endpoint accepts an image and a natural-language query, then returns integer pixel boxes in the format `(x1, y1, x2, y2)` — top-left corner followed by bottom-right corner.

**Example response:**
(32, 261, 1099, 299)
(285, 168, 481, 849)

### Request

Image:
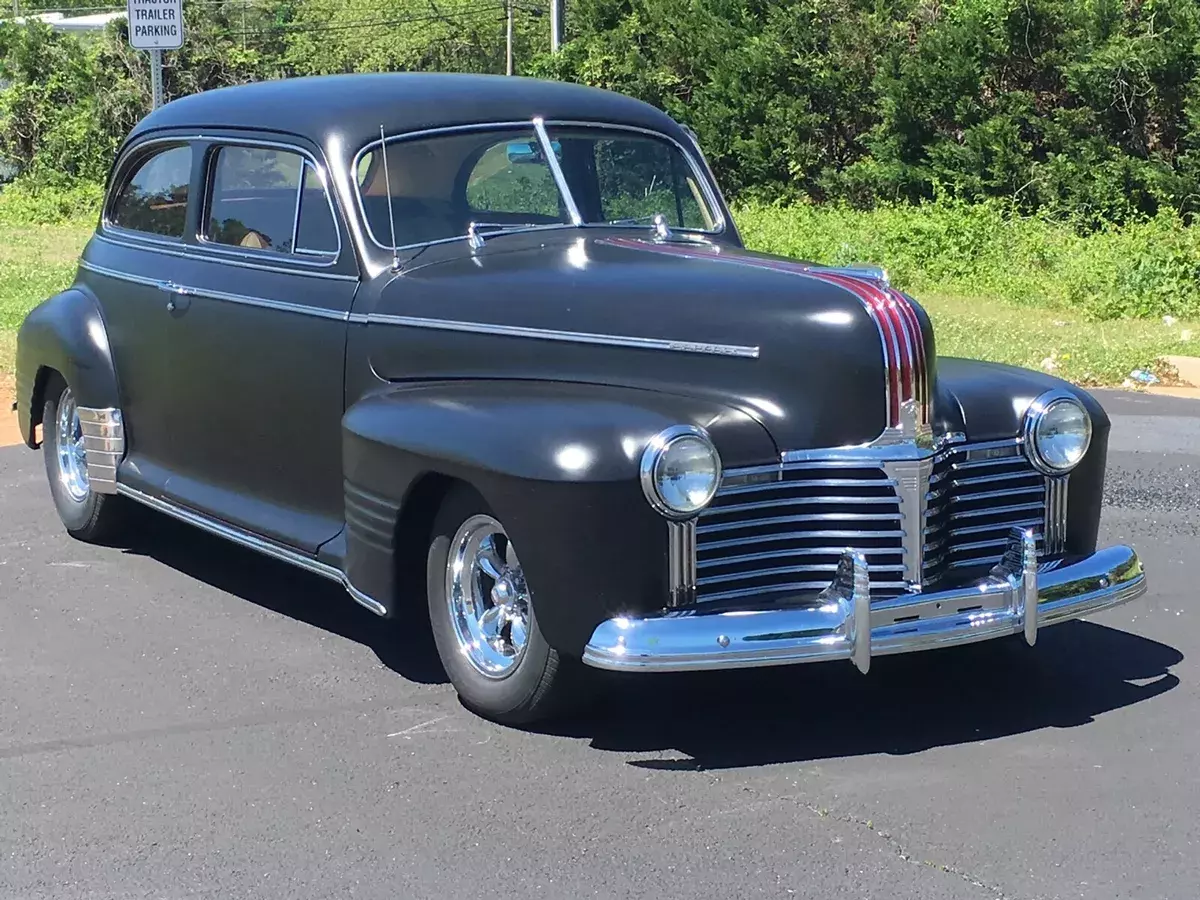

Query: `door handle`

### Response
(158, 281, 191, 313)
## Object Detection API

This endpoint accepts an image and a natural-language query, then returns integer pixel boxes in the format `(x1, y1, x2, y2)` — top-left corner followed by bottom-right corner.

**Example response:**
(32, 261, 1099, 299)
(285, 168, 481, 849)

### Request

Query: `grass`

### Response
(0, 206, 1195, 389)
(919, 293, 1196, 386)
(0, 221, 94, 327)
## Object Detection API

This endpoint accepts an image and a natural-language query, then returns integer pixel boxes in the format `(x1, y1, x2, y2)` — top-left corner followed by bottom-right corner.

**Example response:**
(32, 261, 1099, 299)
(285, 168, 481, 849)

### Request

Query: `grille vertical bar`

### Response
(1043, 476, 1069, 556)
(923, 440, 1051, 586)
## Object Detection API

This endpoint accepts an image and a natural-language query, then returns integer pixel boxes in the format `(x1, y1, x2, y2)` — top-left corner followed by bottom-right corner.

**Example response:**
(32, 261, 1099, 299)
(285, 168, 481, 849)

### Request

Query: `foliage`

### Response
(737, 198, 1200, 321)
(540, 0, 1200, 225)
(5, 0, 1200, 227)
(0, 178, 102, 224)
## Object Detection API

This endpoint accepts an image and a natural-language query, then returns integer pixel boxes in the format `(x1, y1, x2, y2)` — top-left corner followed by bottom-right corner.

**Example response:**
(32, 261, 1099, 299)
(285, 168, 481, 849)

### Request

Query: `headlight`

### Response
(1024, 391, 1092, 474)
(640, 425, 722, 518)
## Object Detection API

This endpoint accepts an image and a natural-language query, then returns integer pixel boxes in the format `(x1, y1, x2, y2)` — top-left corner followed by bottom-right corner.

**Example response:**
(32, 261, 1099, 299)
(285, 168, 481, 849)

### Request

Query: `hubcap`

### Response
(55, 387, 89, 503)
(445, 515, 531, 678)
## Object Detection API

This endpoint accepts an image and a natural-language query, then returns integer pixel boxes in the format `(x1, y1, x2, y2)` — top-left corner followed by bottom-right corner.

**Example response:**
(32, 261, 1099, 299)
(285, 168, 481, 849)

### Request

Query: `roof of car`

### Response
(129, 73, 689, 154)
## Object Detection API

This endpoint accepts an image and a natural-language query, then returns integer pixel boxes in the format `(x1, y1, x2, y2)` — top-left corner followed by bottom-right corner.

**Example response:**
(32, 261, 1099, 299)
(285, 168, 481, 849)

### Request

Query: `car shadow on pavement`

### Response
(116, 506, 449, 685)
(546, 620, 1182, 768)
(115, 507, 1182, 767)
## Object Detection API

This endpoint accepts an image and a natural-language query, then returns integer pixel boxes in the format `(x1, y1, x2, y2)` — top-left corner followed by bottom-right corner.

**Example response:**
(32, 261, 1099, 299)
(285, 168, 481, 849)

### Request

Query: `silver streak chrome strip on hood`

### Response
(363, 312, 761, 358)
(598, 238, 929, 433)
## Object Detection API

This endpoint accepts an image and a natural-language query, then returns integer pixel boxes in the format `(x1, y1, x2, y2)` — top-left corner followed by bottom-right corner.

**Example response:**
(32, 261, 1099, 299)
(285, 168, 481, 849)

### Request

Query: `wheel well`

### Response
(392, 472, 461, 611)
(27, 366, 61, 445)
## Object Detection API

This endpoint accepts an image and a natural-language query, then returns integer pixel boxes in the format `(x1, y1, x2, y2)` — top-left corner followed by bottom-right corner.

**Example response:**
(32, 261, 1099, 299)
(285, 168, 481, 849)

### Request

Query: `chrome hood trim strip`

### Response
(364, 312, 760, 358)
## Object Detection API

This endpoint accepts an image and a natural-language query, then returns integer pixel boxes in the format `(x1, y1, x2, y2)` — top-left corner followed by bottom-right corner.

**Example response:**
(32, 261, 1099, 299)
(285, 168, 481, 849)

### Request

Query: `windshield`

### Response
(354, 123, 720, 250)
(546, 126, 717, 232)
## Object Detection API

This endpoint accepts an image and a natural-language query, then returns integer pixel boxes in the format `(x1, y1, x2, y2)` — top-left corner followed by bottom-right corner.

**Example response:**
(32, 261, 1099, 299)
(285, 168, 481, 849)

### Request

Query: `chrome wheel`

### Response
(445, 514, 531, 678)
(55, 387, 89, 503)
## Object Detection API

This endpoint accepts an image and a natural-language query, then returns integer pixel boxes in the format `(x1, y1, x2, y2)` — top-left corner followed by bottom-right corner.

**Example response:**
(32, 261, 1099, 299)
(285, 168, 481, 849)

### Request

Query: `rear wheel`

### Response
(41, 377, 126, 542)
(426, 486, 591, 725)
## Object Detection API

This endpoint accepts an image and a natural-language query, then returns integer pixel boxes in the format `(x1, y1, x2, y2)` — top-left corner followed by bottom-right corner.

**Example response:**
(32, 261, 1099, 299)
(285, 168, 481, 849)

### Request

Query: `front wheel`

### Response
(41, 378, 126, 542)
(426, 486, 592, 725)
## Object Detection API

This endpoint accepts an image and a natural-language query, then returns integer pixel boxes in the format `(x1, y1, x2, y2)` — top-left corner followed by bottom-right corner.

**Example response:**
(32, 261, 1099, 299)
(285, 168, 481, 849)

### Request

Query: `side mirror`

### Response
(506, 140, 562, 164)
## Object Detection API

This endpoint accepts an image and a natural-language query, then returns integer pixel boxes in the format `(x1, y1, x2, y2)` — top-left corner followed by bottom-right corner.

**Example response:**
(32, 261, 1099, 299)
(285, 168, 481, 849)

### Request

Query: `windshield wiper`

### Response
(467, 220, 573, 249)
(606, 213, 691, 242)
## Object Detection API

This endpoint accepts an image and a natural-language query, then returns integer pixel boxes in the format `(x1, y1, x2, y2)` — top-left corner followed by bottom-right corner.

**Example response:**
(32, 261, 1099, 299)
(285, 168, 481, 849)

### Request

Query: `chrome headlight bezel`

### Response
(1023, 390, 1092, 475)
(639, 425, 723, 519)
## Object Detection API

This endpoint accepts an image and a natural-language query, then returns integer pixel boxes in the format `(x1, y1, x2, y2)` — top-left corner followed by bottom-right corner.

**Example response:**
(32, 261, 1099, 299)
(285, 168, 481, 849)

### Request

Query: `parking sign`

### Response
(126, 0, 184, 50)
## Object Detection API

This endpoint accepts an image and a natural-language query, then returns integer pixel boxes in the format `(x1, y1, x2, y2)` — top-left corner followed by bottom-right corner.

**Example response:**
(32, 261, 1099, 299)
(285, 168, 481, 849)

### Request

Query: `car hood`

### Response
(367, 232, 931, 457)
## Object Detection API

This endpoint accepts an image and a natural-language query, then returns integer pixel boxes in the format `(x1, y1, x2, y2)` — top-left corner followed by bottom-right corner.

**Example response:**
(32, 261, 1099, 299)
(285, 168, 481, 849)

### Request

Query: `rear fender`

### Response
(14, 288, 119, 448)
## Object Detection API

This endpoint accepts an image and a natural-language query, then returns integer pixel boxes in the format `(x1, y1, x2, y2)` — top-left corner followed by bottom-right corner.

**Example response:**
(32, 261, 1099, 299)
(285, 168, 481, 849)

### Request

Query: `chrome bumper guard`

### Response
(581, 528, 1146, 673)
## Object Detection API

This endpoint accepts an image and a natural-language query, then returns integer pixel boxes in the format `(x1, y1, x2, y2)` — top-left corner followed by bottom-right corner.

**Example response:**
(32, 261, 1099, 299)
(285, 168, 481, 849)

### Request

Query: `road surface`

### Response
(0, 390, 1195, 899)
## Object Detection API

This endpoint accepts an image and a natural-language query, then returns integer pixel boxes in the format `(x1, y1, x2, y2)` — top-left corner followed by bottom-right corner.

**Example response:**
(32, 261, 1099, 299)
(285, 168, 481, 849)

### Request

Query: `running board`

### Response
(116, 484, 388, 617)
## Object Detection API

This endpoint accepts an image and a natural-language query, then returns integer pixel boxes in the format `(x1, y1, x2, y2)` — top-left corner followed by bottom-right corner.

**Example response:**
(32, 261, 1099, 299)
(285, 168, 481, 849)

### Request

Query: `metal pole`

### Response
(505, 0, 513, 76)
(550, 0, 562, 51)
(150, 49, 164, 109)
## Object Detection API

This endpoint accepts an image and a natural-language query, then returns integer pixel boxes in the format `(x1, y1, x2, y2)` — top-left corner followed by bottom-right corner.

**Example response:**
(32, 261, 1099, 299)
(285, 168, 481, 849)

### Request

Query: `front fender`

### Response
(14, 287, 119, 448)
(341, 379, 776, 655)
(935, 357, 1110, 556)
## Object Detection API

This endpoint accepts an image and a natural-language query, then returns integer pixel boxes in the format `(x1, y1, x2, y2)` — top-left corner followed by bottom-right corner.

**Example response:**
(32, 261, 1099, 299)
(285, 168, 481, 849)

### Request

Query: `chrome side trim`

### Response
(365, 312, 760, 358)
(582, 534, 1146, 672)
(76, 407, 124, 495)
(78, 260, 161, 289)
(77, 261, 352, 322)
(93, 233, 360, 282)
(667, 520, 698, 608)
(115, 485, 387, 617)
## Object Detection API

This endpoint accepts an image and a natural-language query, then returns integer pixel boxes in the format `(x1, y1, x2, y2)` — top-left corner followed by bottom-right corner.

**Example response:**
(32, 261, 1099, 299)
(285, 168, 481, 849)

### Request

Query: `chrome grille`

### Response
(695, 462, 909, 604)
(923, 440, 1048, 585)
(695, 439, 1063, 605)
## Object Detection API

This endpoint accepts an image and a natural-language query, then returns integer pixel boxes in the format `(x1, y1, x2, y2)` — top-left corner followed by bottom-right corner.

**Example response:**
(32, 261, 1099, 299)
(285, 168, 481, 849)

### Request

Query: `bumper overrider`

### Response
(582, 528, 1146, 672)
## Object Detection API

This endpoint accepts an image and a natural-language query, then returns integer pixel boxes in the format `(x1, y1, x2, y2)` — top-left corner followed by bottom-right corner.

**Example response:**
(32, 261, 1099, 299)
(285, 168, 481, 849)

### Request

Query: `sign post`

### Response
(126, 0, 184, 110)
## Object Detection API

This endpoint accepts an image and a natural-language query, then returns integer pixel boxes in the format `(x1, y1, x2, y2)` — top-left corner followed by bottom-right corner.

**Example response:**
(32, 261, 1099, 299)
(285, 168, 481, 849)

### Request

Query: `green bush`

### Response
(547, 0, 1200, 225)
(0, 179, 103, 226)
(736, 200, 1200, 321)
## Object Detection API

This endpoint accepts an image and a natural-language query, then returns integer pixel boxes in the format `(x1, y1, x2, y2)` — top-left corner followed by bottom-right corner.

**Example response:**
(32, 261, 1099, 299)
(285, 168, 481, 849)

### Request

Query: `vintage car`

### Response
(14, 73, 1146, 724)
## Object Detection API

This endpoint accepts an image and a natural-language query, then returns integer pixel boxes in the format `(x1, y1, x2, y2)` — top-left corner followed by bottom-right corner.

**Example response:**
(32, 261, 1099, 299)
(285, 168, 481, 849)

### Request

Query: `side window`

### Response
(206, 145, 338, 258)
(295, 164, 339, 255)
(109, 144, 192, 238)
(465, 139, 561, 219)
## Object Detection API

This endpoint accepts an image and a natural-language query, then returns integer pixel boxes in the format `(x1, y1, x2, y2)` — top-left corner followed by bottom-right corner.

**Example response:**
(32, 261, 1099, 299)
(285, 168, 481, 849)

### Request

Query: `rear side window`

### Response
(109, 144, 192, 237)
(206, 145, 338, 257)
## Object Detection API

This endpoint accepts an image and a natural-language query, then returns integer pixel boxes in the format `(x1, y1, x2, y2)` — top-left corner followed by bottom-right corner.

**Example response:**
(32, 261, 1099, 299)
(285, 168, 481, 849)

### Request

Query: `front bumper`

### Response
(581, 528, 1146, 672)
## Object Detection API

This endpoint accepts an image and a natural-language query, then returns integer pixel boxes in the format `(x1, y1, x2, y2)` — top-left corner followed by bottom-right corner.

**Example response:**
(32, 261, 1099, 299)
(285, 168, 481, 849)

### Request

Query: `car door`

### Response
(157, 136, 358, 552)
(79, 140, 197, 493)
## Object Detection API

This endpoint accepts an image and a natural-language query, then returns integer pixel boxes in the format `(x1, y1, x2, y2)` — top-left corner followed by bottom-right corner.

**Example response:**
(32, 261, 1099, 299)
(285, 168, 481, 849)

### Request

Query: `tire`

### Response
(426, 485, 592, 725)
(41, 376, 126, 543)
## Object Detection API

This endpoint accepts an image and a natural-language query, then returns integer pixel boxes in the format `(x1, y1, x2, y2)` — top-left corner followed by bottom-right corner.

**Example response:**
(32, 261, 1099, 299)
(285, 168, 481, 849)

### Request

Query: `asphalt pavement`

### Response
(0, 389, 1196, 900)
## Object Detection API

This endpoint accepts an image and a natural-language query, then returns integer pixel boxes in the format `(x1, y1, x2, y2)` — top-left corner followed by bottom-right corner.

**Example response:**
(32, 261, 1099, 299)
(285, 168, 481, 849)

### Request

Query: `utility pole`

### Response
(505, 0, 513, 75)
(550, 0, 562, 51)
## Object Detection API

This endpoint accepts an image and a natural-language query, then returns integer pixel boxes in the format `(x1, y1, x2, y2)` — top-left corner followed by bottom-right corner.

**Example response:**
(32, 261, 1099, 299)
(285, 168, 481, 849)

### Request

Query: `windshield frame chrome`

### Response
(352, 118, 727, 254)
